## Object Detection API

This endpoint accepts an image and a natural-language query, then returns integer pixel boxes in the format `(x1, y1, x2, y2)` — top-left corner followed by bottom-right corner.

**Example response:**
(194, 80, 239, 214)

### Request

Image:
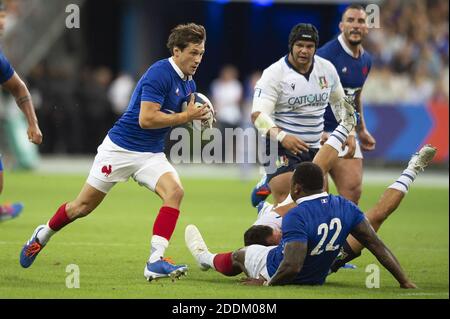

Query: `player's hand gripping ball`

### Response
(182, 92, 215, 130)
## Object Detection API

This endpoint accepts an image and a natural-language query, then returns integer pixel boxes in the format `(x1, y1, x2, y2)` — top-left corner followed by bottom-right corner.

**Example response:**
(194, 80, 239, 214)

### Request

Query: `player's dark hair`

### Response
(167, 23, 206, 55)
(244, 225, 274, 246)
(292, 162, 324, 194)
(341, 4, 366, 20)
(288, 23, 319, 53)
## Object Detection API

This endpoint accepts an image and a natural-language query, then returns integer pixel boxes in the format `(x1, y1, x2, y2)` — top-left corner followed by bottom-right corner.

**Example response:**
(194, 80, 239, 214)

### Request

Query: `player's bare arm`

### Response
(2, 72, 42, 145)
(350, 218, 416, 289)
(251, 111, 309, 154)
(139, 94, 209, 129)
(265, 241, 307, 286)
(354, 90, 376, 151)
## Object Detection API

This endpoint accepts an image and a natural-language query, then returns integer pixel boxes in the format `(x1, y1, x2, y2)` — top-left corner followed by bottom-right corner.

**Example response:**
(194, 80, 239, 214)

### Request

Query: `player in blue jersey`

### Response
(186, 105, 434, 285)
(0, 2, 43, 222)
(316, 4, 376, 205)
(233, 160, 415, 288)
(236, 129, 420, 288)
(19, 23, 210, 281)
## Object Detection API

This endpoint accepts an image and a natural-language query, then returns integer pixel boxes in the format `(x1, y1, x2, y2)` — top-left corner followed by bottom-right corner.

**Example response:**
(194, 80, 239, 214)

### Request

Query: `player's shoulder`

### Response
(143, 58, 173, 82)
(262, 56, 286, 76)
(361, 49, 373, 64)
(315, 55, 338, 74)
(0, 48, 9, 64)
(317, 37, 341, 58)
(147, 58, 171, 74)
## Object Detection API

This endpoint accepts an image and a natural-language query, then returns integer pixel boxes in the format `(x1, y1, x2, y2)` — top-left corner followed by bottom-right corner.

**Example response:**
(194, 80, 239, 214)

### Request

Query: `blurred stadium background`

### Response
(0, 0, 448, 178)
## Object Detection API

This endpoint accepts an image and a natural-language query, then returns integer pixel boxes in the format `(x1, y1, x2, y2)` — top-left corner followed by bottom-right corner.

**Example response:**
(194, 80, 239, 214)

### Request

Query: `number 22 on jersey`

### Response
(310, 218, 342, 256)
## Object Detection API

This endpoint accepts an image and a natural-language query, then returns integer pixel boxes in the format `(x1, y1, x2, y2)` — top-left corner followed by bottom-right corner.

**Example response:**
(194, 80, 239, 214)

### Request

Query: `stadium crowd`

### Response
(363, 0, 449, 105)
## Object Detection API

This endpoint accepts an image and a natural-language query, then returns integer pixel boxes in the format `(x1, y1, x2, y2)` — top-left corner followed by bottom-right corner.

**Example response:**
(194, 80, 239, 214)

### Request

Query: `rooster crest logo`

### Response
(101, 165, 112, 177)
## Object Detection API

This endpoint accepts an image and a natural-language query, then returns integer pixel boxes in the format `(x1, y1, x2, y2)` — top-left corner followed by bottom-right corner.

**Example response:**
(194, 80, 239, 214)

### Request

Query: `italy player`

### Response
(19, 23, 210, 281)
(250, 23, 356, 207)
(316, 4, 375, 204)
(251, 6, 376, 207)
(0, 1, 43, 222)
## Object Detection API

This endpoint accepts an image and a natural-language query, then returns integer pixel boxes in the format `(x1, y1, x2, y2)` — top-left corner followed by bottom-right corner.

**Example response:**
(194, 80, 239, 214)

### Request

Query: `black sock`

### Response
(330, 241, 361, 273)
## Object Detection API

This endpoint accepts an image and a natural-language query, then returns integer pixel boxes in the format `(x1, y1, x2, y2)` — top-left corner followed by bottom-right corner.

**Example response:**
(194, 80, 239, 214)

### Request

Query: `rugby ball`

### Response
(182, 92, 215, 130)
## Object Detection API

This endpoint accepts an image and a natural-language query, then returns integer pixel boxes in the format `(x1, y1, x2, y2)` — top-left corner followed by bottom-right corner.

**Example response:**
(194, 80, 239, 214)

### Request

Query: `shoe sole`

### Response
(411, 145, 437, 170)
(145, 267, 188, 282)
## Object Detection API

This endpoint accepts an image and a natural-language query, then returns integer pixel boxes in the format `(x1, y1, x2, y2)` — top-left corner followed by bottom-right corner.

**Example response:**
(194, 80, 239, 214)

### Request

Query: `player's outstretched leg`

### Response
(144, 173, 188, 281)
(0, 202, 24, 222)
(20, 183, 106, 268)
(250, 174, 271, 207)
(185, 224, 242, 276)
(329, 144, 437, 273)
(185, 224, 215, 271)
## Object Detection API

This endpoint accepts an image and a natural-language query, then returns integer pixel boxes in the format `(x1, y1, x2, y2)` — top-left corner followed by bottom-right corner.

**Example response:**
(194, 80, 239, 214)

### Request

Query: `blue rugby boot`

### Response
(144, 257, 188, 282)
(0, 202, 24, 221)
(251, 174, 271, 207)
(20, 225, 46, 268)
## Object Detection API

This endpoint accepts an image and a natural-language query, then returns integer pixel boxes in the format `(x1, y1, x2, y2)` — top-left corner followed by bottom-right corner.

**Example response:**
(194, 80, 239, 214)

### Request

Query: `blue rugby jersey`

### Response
(0, 49, 14, 84)
(317, 34, 372, 131)
(266, 192, 365, 285)
(108, 58, 196, 152)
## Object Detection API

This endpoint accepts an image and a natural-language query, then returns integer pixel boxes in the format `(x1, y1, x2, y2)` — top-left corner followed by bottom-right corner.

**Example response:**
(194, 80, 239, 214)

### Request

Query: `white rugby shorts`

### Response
(338, 139, 363, 159)
(323, 132, 363, 159)
(244, 244, 276, 281)
(87, 136, 178, 194)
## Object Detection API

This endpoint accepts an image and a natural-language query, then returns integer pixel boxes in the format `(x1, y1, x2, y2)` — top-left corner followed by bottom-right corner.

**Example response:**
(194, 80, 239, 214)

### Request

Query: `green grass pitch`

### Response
(0, 172, 448, 299)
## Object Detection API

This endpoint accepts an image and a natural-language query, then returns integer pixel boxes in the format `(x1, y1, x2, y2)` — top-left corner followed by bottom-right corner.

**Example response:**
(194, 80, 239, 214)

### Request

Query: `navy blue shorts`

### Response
(263, 140, 319, 183)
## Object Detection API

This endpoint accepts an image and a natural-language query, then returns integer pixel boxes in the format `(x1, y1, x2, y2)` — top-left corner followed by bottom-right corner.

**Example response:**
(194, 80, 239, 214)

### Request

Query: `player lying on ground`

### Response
(19, 23, 211, 281)
(185, 110, 435, 286)
(0, 2, 43, 222)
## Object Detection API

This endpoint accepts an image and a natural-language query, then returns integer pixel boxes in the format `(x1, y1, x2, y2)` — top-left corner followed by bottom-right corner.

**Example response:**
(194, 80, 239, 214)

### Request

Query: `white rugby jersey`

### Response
(253, 55, 344, 148)
(253, 203, 282, 231)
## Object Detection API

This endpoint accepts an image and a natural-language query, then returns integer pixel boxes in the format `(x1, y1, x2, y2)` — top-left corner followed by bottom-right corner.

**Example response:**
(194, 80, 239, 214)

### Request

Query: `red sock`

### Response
(152, 206, 180, 241)
(213, 252, 242, 276)
(48, 203, 72, 231)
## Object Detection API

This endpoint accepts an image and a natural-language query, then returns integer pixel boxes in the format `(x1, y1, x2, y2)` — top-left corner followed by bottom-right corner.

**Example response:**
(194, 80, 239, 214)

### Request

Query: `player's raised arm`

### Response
(139, 94, 209, 129)
(350, 218, 416, 288)
(2, 72, 43, 145)
(265, 241, 307, 286)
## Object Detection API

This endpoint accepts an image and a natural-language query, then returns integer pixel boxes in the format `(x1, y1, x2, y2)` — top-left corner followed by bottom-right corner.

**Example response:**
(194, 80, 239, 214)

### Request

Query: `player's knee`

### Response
(368, 210, 387, 229)
(166, 185, 184, 203)
(339, 185, 362, 204)
(232, 249, 245, 266)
